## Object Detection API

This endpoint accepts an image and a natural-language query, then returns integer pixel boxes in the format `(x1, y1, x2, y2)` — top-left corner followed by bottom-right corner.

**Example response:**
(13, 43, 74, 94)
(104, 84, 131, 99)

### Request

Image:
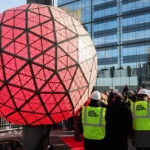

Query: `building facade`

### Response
(27, 0, 55, 5)
(57, 0, 150, 92)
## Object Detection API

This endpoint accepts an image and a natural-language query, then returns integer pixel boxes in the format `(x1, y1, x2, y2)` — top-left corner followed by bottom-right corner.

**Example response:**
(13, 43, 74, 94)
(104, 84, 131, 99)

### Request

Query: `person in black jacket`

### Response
(105, 93, 133, 150)
(122, 85, 130, 100)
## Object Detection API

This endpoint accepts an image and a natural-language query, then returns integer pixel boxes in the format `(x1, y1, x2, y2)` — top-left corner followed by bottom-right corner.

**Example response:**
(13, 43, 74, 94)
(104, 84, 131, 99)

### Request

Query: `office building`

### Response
(57, 0, 150, 91)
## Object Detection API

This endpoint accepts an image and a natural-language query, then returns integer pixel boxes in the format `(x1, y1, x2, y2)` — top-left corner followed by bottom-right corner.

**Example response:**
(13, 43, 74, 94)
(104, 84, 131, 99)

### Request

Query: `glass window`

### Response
(93, 6, 117, 19)
(97, 51, 105, 58)
(93, 0, 113, 5)
(122, 0, 150, 12)
(144, 0, 150, 7)
(145, 29, 150, 38)
(85, 7, 91, 22)
(136, 1, 144, 9)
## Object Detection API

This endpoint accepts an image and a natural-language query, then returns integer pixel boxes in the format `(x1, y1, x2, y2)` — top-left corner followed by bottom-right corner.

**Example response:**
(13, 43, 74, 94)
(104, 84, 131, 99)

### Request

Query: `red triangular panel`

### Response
(69, 80, 78, 91)
(38, 116, 52, 124)
(53, 94, 65, 103)
(30, 39, 42, 51)
(14, 12, 26, 28)
(9, 74, 21, 86)
(39, 7, 51, 18)
(48, 75, 65, 92)
(69, 90, 81, 107)
(34, 106, 45, 114)
(4, 68, 15, 80)
(1, 37, 12, 48)
(22, 90, 34, 100)
(43, 21, 54, 30)
(51, 113, 64, 123)
(30, 25, 42, 36)
(15, 99, 25, 108)
(19, 74, 31, 86)
(42, 39, 53, 51)
(62, 111, 73, 119)
(30, 8, 39, 14)
(35, 78, 45, 89)
(8, 85, 20, 96)
(13, 28, 25, 39)
(40, 15, 50, 23)
(0, 87, 10, 103)
(16, 33, 26, 45)
(59, 97, 72, 111)
(51, 105, 61, 114)
(23, 78, 35, 90)
(45, 103, 55, 112)
(55, 21, 65, 31)
(3, 11, 14, 23)
(43, 68, 54, 80)
(50, 8, 61, 19)
(28, 32, 40, 44)
(21, 104, 32, 112)
(0, 106, 14, 116)
(40, 83, 52, 93)
(14, 90, 25, 100)
(30, 47, 42, 58)
(7, 112, 23, 122)
(24, 113, 38, 124)
(2, 26, 13, 39)
(5, 100, 15, 109)
(44, 32, 55, 42)
(28, 12, 40, 28)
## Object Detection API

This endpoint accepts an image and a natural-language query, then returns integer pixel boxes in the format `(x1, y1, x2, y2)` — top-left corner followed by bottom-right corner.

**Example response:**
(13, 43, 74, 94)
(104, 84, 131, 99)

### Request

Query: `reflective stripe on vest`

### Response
(132, 101, 150, 130)
(82, 106, 106, 140)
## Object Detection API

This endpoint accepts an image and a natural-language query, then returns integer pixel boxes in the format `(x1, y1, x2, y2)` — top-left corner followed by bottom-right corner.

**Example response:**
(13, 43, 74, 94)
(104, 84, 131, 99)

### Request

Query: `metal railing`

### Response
(0, 118, 22, 133)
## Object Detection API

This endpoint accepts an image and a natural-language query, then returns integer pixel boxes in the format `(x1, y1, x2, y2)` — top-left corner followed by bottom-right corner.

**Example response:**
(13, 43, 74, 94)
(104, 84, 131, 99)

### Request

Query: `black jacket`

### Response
(105, 100, 133, 150)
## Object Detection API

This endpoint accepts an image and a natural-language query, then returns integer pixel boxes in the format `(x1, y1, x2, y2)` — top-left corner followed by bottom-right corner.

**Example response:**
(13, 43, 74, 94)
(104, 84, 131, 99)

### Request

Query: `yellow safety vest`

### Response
(127, 98, 134, 113)
(132, 101, 150, 130)
(82, 106, 106, 140)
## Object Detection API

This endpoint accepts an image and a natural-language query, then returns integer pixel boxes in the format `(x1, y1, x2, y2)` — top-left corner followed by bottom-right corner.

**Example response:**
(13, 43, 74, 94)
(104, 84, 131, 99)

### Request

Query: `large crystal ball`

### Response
(0, 4, 97, 125)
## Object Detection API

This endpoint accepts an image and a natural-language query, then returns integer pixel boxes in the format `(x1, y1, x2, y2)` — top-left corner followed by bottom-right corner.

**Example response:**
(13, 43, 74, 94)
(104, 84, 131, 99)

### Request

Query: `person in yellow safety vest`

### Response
(132, 88, 150, 150)
(126, 90, 137, 112)
(82, 91, 106, 150)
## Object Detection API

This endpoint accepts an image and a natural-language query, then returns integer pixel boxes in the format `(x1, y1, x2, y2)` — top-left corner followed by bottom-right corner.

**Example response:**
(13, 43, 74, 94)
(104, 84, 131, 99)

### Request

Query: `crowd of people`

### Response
(80, 85, 150, 150)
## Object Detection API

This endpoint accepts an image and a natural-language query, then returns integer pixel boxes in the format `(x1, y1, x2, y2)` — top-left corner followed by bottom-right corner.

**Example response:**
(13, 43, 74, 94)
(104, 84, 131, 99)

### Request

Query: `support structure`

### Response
(23, 125, 51, 150)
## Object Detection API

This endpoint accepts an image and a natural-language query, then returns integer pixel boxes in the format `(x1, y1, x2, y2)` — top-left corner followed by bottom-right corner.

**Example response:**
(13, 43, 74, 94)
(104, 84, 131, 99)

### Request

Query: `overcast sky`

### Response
(0, 0, 26, 13)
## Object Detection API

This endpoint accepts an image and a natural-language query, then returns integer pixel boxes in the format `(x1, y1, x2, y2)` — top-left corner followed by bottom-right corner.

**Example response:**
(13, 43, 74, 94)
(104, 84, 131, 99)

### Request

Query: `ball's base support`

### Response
(23, 125, 51, 150)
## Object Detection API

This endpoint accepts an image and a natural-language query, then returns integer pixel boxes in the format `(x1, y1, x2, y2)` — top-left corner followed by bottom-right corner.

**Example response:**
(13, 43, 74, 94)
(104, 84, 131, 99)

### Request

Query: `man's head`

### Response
(115, 93, 124, 102)
(91, 91, 101, 100)
(113, 89, 118, 94)
(138, 89, 148, 101)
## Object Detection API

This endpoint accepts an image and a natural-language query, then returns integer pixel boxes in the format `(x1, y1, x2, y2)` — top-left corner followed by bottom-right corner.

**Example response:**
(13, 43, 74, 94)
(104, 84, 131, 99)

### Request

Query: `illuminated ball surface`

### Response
(0, 4, 97, 125)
